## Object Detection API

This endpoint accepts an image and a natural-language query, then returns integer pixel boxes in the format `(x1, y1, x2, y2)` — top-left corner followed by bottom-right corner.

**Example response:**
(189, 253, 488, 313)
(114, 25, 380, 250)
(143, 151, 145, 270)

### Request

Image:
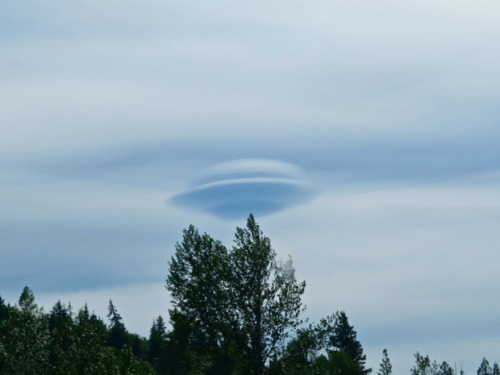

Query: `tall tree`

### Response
(378, 349, 392, 375)
(478, 358, 493, 375)
(166, 214, 306, 375)
(230, 214, 306, 375)
(107, 300, 128, 349)
(48, 300, 76, 374)
(166, 225, 235, 374)
(411, 352, 439, 375)
(0, 286, 51, 375)
(315, 311, 371, 374)
(438, 361, 454, 375)
(149, 315, 167, 361)
(149, 315, 168, 373)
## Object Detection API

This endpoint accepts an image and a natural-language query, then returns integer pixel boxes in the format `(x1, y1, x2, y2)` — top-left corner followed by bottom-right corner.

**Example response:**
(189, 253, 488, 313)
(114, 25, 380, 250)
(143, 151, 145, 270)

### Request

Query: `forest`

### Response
(0, 214, 498, 375)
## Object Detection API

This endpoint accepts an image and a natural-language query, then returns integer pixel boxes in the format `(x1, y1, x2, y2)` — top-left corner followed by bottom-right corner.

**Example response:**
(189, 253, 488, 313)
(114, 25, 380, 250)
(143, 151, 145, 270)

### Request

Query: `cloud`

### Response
(169, 159, 315, 219)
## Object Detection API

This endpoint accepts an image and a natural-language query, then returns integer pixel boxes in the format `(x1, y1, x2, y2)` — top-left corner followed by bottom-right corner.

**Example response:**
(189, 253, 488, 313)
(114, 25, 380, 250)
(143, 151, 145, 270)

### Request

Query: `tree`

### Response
(313, 311, 370, 374)
(149, 315, 169, 373)
(281, 326, 321, 375)
(107, 300, 128, 349)
(0, 286, 51, 374)
(411, 352, 439, 375)
(378, 349, 392, 375)
(149, 315, 167, 362)
(165, 214, 306, 375)
(0, 295, 13, 373)
(331, 312, 368, 370)
(166, 224, 234, 374)
(478, 358, 493, 375)
(438, 361, 454, 375)
(492, 363, 500, 375)
(48, 300, 76, 374)
(231, 214, 306, 375)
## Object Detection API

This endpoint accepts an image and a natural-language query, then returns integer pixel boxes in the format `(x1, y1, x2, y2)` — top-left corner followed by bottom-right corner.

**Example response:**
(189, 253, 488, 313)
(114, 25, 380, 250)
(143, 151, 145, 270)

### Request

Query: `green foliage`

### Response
(166, 224, 235, 374)
(326, 351, 367, 375)
(478, 358, 493, 375)
(310, 311, 370, 374)
(279, 311, 369, 375)
(411, 352, 440, 375)
(48, 300, 76, 374)
(0, 288, 153, 375)
(438, 361, 454, 375)
(281, 327, 321, 374)
(166, 214, 306, 375)
(328, 311, 369, 373)
(231, 214, 306, 375)
(0, 286, 51, 374)
(8, 215, 500, 375)
(108, 300, 129, 350)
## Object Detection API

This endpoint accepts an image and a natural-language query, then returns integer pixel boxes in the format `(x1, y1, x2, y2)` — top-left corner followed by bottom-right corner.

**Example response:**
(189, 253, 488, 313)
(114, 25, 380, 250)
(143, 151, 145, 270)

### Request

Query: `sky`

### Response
(1, 0, 500, 372)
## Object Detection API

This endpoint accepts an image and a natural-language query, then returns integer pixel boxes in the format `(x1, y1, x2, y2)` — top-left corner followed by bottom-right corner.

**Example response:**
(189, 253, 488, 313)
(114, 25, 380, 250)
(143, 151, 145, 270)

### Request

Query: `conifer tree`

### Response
(148, 315, 167, 365)
(48, 300, 75, 374)
(478, 358, 493, 375)
(492, 363, 500, 375)
(1, 286, 51, 374)
(439, 361, 454, 375)
(378, 349, 392, 375)
(107, 300, 128, 349)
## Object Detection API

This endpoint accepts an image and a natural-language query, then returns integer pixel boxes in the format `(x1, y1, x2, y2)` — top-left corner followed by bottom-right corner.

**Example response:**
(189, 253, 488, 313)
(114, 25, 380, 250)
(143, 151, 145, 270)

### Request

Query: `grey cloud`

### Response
(0, 222, 171, 293)
(21, 121, 500, 191)
(169, 159, 315, 219)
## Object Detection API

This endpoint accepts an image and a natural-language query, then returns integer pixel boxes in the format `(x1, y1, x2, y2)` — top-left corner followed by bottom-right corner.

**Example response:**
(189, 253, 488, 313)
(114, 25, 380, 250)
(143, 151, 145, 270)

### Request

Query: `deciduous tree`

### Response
(166, 214, 306, 375)
(231, 214, 306, 375)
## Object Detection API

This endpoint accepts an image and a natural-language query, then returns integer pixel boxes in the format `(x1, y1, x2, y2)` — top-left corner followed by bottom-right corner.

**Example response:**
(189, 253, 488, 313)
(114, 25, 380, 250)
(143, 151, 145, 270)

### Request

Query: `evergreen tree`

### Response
(438, 361, 454, 375)
(107, 300, 128, 349)
(315, 311, 370, 374)
(48, 300, 76, 374)
(0, 295, 12, 373)
(331, 312, 367, 368)
(148, 315, 167, 370)
(0, 286, 51, 374)
(478, 358, 493, 375)
(378, 349, 392, 375)
(492, 363, 500, 375)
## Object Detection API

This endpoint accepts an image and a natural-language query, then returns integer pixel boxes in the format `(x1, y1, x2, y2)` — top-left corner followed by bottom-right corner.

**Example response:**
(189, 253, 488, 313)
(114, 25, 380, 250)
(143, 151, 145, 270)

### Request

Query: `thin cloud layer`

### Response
(170, 159, 315, 219)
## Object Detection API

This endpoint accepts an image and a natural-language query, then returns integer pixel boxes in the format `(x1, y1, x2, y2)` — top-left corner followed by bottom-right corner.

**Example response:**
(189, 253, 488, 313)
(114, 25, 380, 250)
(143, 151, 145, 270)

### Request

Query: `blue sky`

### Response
(2, 0, 500, 372)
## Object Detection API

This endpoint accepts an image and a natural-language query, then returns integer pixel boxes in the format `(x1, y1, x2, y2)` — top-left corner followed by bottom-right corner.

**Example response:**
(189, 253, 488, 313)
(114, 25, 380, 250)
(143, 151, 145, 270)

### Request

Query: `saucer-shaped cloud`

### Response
(170, 159, 315, 219)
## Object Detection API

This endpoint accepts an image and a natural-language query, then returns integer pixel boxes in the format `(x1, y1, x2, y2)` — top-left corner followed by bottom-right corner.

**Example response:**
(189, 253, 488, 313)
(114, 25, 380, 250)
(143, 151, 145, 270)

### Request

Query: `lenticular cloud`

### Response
(170, 159, 315, 219)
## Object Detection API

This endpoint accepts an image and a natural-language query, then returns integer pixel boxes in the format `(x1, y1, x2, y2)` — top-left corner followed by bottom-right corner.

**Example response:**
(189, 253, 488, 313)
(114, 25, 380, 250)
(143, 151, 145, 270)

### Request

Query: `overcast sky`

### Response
(2, 0, 500, 373)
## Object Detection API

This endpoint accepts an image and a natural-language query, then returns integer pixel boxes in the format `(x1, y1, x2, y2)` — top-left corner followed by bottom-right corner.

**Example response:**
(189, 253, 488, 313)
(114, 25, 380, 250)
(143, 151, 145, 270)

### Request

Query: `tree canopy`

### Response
(1, 214, 498, 375)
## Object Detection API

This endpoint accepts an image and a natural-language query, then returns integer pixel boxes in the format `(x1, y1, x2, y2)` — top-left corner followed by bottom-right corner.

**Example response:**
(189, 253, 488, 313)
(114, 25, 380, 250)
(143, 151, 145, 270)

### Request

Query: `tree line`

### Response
(0, 214, 498, 374)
